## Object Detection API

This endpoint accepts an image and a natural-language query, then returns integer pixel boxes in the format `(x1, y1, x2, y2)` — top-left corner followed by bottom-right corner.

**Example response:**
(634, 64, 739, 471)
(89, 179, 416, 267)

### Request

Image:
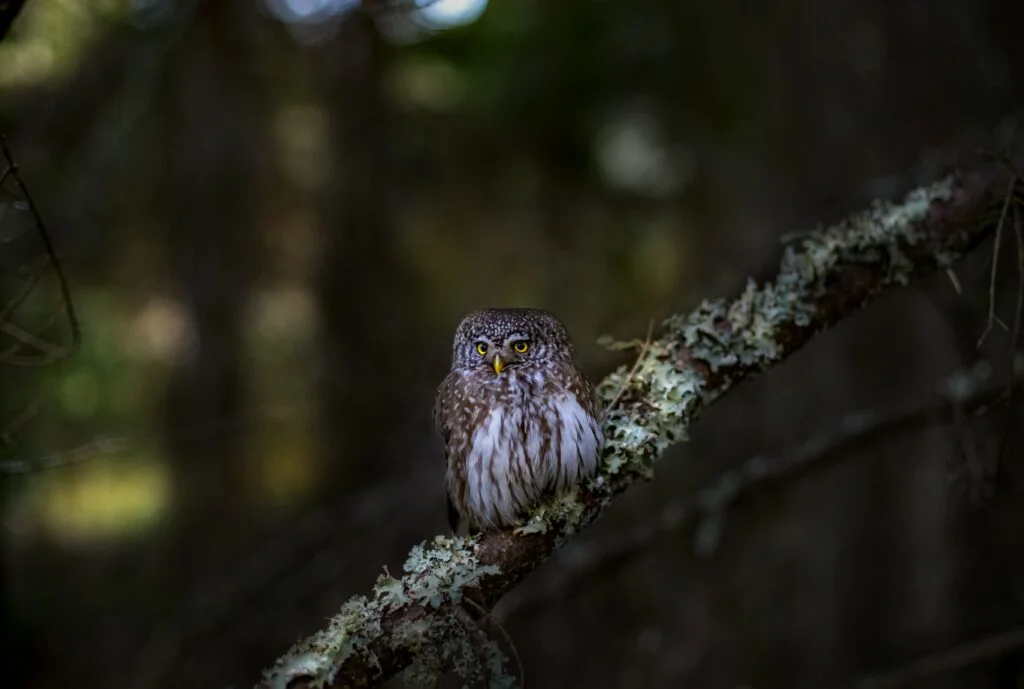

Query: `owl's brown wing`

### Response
(433, 372, 463, 533)
(432, 372, 454, 440)
(568, 364, 602, 419)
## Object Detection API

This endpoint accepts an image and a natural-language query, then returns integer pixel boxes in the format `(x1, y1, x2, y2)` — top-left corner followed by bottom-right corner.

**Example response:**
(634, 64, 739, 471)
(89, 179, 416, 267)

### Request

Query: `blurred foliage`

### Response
(0, 0, 125, 88)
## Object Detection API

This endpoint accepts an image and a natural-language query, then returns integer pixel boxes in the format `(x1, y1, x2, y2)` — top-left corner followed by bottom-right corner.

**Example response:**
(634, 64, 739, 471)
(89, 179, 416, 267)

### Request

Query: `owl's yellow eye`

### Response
(475, 342, 488, 356)
(513, 340, 529, 353)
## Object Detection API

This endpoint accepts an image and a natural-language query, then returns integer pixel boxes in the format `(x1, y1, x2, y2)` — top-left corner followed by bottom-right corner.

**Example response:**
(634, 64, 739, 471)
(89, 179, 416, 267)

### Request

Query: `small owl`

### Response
(433, 308, 604, 534)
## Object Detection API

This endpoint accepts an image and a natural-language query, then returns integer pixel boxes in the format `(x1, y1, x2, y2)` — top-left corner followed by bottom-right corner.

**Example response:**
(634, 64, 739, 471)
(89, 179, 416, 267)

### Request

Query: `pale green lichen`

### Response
(258, 596, 383, 689)
(379, 536, 510, 686)
(667, 176, 956, 377)
(395, 613, 518, 689)
(515, 487, 587, 537)
(259, 536, 500, 689)
(592, 358, 703, 499)
(397, 536, 501, 608)
(586, 176, 959, 501)
(788, 176, 955, 290)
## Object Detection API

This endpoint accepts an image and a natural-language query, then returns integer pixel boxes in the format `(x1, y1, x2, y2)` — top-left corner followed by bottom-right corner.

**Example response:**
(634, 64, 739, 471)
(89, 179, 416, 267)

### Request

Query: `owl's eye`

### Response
(475, 342, 488, 356)
(512, 340, 529, 353)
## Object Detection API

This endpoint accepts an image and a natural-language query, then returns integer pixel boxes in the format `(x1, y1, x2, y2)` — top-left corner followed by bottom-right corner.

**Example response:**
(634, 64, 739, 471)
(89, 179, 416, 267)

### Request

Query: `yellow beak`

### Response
(492, 354, 505, 375)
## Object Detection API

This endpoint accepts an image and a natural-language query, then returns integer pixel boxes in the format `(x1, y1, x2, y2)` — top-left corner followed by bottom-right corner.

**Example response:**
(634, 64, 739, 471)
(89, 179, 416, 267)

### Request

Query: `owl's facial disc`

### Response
(470, 333, 533, 375)
(491, 333, 532, 375)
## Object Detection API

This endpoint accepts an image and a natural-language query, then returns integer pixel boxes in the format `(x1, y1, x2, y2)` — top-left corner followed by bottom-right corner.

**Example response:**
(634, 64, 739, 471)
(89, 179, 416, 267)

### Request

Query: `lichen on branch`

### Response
(257, 146, 1020, 689)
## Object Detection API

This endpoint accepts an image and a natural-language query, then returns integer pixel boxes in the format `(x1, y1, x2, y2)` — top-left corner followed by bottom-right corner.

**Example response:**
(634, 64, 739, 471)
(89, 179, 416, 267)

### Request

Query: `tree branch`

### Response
(256, 129, 1023, 689)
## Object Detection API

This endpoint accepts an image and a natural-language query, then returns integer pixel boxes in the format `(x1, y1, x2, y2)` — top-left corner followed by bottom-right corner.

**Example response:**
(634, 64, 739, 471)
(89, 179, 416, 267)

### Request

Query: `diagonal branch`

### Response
(256, 128, 1023, 689)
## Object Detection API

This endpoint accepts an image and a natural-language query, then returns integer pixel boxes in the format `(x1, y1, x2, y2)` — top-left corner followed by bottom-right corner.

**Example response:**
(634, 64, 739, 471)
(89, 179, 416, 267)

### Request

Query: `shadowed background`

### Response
(1, 0, 1022, 688)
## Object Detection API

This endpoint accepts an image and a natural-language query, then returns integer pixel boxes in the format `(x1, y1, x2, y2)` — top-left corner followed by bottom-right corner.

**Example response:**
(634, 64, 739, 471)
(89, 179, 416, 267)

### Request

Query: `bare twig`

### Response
(0, 395, 43, 449)
(946, 268, 963, 294)
(0, 302, 70, 364)
(256, 126, 1023, 689)
(1011, 204, 1024, 375)
(0, 316, 67, 359)
(848, 626, 1024, 689)
(600, 317, 654, 420)
(992, 203, 1024, 477)
(0, 255, 49, 322)
(1, 135, 81, 447)
(0, 135, 81, 357)
(976, 176, 1016, 346)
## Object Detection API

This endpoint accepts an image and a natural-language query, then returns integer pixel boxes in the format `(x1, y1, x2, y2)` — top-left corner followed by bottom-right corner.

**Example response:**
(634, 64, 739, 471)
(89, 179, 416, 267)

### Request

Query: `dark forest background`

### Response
(1, 1, 1023, 688)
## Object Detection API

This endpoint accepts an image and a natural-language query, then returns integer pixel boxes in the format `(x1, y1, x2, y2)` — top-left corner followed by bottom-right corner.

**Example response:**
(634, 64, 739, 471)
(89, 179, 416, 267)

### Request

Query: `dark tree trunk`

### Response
(159, 0, 268, 591)
(314, 9, 411, 490)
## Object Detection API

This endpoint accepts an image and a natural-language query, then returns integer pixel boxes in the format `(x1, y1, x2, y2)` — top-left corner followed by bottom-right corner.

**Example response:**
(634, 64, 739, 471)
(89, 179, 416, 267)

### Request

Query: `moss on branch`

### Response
(257, 144, 1021, 689)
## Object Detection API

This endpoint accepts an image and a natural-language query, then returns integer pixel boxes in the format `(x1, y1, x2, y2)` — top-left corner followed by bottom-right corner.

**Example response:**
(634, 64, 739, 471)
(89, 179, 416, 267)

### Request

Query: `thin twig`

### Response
(601, 317, 655, 420)
(977, 176, 1016, 346)
(992, 200, 1024, 478)
(0, 303, 69, 363)
(0, 394, 43, 448)
(0, 255, 50, 322)
(946, 268, 963, 295)
(0, 135, 81, 354)
(0, 316, 67, 358)
(0, 135, 81, 447)
(1010, 203, 1024, 369)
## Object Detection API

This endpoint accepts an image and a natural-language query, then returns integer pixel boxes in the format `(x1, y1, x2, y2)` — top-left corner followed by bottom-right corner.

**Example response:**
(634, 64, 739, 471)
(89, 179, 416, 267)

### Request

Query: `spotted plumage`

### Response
(433, 308, 604, 534)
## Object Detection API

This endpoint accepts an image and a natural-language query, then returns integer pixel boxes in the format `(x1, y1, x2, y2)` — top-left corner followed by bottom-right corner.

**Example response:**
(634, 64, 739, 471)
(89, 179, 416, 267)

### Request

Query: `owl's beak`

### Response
(492, 354, 505, 375)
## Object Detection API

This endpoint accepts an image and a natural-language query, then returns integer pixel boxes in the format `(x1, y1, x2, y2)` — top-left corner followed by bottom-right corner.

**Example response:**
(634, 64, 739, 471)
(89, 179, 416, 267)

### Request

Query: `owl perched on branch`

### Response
(434, 308, 604, 534)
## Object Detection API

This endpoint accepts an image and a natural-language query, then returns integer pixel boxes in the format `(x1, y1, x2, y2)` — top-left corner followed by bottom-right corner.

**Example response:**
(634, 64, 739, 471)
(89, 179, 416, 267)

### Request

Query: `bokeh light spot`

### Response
(18, 457, 171, 544)
(253, 429, 319, 507)
(415, 0, 488, 29)
(127, 296, 198, 365)
(60, 369, 101, 418)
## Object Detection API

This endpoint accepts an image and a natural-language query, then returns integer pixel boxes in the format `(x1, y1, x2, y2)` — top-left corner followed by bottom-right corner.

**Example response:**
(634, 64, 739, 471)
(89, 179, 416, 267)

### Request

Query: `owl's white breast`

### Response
(462, 379, 603, 530)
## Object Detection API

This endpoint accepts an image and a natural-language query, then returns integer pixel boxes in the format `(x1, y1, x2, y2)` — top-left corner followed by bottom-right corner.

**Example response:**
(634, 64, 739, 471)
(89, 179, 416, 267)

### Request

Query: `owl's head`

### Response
(450, 308, 575, 375)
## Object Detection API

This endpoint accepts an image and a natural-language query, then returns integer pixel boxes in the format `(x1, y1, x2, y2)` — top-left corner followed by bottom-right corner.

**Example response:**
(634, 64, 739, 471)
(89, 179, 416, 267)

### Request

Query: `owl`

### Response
(433, 308, 604, 534)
